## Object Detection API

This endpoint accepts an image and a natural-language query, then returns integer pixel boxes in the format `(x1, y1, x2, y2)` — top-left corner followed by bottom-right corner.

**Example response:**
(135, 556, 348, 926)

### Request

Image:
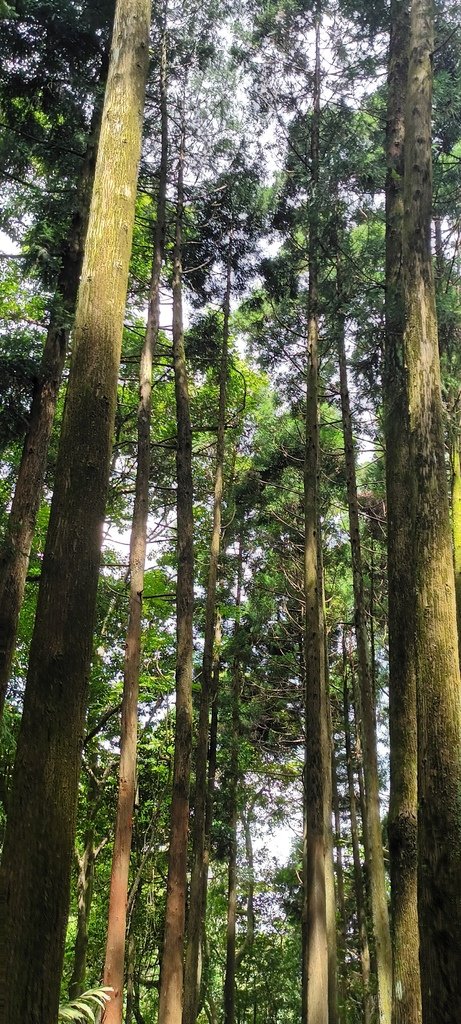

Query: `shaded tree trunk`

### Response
(344, 672, 373, 1024)
(0, 2, 151, 1019)
(0, 63, 108, 718)
(403, 1, 461, 1019)
(303, 13, 329, 1024)
(452, 440, 461, 656)
(102, 28, 168, 1024)
(223, 537, 244, 1024)
(337, 303, 392, 1024)
(183, 240, 232, 1024)
(332, 749, 347, 1018)
(384, 4, 421, 1023)
(69, 827, 96, 1000)
(157, 114, 194, 1024)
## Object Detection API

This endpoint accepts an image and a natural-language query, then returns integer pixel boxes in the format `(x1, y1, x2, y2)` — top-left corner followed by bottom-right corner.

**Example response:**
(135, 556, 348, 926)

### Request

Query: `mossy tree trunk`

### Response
(384, 4, 421, 1023)
(403, 1, 461, 1018)
(101, 26, 168, 1024)
(0, 67, 108, 718)
(0, 2, 150, 1019)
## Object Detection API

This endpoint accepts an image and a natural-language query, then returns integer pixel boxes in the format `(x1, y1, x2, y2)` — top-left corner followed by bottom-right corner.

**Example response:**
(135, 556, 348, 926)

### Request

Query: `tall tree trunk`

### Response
(303, 13, 329, 1024)
(223, 537, 244, 1024)
(403, 1, 461, 1018)
(0, 3, 151, 1020)
(384, 4, 421, 1023)
(343, 672, 373, 1024)
(0, 64, 108, 718)
(337, 304, 392, 1024)
(157, 115, 194, 1024)
(102, 30, 168, 1024)
(183, 240, 232, 1024)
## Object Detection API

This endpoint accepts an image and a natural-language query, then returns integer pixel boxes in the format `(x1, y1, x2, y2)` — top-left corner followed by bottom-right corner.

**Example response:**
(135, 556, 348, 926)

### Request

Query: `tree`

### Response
(0, 0, 151, 1018)
(402, 0, 461, 1018)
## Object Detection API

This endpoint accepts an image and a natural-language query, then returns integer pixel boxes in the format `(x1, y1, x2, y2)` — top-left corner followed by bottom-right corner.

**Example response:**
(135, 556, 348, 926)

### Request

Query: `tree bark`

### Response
(223, 537, 244, 1024)
(0, 3, 150, 1020)
(157, 115, 194, 1024)
(403, 1, 461, 1019)
(0, 64, 108, 719)
(452, 440, 461, 656)
(337, 302, 392, 1024)
(183, 239, 232, 1024)
(343, 672, 373, 1024)
(303, 13, 329, 1024)
(102, 28, 168, 1024)
(384, 4, 421, 1023)
(69, 827, 96, 1000)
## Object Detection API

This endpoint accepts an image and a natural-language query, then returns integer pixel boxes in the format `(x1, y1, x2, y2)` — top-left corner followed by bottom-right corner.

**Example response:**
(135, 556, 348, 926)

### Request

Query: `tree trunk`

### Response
(332, 749, 347, 1019)
(0, 67, 108, 718)
(0, 3, 150, 1020)
(452, 440, 461, 656)
(157, 116, 194, 1024)
(102, 29, 168, 1024)
(303, 13, 329, 1024)
(337, 303, 392, 1024)
(183, 240, 232, 1024)
(403, 1, 461, 1019)
(384, 4, 421, 1023)
(344, 672, 373, 1024)
(224, 537, 244, 1024)
(69, 827, 96, 1000)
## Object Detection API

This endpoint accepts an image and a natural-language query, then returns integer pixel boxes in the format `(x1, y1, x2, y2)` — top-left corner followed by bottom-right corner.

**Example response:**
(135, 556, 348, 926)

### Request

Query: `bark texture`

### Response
(384, 4, 421, 1023)
(157, 122, 194, 1024)
(0, 3, 150, 1019)
(102, 33, 168, 1024)
(403, 1, 461, 1019)
(0, 78, 107, 718)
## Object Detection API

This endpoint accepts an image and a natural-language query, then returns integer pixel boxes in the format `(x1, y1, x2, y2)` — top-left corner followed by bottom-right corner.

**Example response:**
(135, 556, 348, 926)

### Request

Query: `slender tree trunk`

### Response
(235, 805, 255, 971)
(224, 537, 244, 1024)
(403, 2, 461, 1019)
(69, 827, 96, 1000)
(344, 673, 372, 1024)
(337, 305, 392, 1024)
(332, 749, 347, 1018)
(303, 14, 329, 1024)
(0, 68, 108, 718)
(126, 928, 136, 1024)
(0, 3, 150, 1019)
(158, 116, 194, 1024)
(102, 32, 168, 1024)
(384, 4, 421, 1023)
(183, 240, 232, 1024)
(196, 614, 222, 1019)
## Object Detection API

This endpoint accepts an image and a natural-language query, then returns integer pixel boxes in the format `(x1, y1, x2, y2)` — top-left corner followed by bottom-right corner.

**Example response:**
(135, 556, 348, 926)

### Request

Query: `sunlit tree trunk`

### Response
(102, 29, 168, 1024)
(384, 4, 421, 1023)
(0, 66, 108, 718)
(158, 113, 194, 1024)
(452, 440, 461, 655)
(403, 1, 461, 1018)
(0, 2, 150, 1019)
